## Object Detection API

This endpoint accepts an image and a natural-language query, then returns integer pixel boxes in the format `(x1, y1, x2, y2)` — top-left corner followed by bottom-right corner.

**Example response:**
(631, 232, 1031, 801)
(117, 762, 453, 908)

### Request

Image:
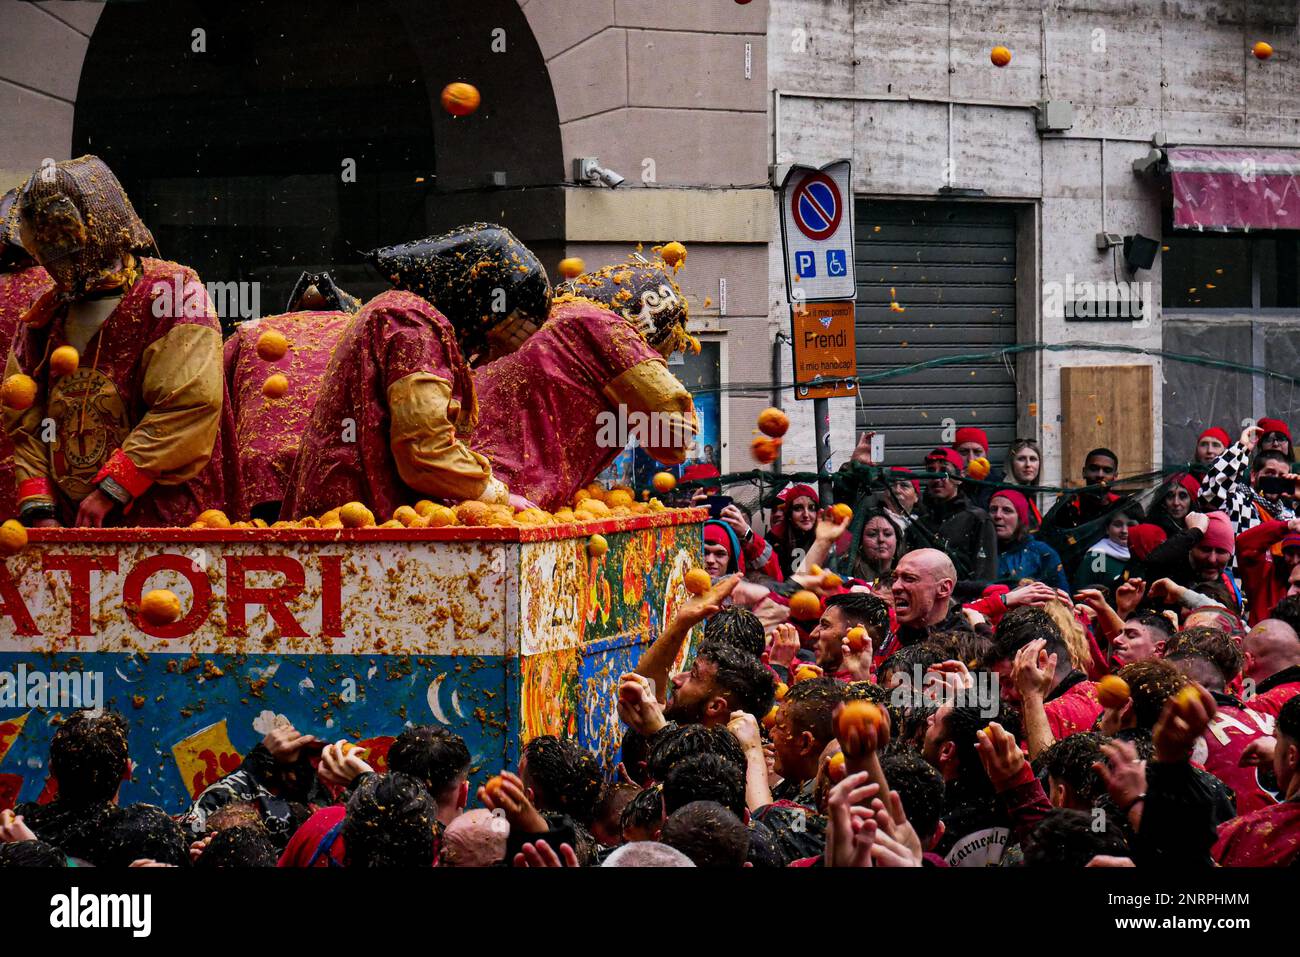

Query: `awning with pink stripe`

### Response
(1169, 147, 1300, 231)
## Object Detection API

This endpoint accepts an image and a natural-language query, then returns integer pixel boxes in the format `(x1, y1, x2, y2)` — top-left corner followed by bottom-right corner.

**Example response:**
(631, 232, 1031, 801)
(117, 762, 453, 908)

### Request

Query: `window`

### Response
(1163, 230, 1300, 310)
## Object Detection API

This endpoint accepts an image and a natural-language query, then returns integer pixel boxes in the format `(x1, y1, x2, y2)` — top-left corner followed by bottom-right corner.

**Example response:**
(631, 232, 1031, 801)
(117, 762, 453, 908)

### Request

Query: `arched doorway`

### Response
(72, 0, 565, 325)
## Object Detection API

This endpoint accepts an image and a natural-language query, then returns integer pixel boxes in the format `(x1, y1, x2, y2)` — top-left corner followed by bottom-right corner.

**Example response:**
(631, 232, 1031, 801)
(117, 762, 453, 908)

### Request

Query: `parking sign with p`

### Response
(779, 160, 855, 302)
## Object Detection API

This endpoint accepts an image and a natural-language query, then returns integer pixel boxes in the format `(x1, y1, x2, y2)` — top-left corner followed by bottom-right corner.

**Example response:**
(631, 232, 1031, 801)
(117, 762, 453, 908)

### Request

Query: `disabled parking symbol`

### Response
(826, 249, 847, 276)
(795, 251, 816, 278)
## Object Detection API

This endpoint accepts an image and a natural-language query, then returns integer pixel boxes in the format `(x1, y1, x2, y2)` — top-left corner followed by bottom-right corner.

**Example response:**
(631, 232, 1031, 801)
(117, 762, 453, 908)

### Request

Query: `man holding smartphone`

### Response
(1200, 424, 1299, 538)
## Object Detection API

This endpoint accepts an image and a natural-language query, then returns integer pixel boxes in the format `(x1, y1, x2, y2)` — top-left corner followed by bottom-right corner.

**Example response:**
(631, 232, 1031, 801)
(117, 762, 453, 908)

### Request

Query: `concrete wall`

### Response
(768, 0, 1300, 485)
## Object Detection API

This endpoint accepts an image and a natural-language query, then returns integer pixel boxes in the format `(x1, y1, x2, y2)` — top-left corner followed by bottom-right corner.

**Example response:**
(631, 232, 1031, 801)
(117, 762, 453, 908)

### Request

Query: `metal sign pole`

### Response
(814, 396, 832, 503)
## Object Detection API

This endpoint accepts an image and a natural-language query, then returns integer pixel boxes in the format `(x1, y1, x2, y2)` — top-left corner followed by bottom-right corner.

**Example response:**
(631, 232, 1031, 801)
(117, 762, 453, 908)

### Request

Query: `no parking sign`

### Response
(780, 160, 856, 302)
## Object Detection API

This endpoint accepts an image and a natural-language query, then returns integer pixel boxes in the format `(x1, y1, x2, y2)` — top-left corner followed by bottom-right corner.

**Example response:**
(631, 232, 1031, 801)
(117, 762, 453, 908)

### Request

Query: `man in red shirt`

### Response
(1242, 615, 1300, 719)
(1213, 696, 1300, 866)
(1167, 648, 1279, 814)
(986, 607, 1102, 754)
(1236, 520, 1300, 625)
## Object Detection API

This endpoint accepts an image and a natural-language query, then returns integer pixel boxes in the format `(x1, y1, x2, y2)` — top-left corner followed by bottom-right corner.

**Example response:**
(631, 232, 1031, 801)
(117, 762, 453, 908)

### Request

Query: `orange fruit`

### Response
(1096, 674, 1131, 710)
(789, 589, 821, 619)
(553, 507, 576, 524)
(835, 701, 883, 744)
(485, 775, 505, 799)
(588, 533, 609, 557)
(140, 588, 182, 626)
(576, 498, 610, 517)
(810, 564, 823, 576)
(49, 345, 79, 377)
(652, 471, 677, 493)
(991, 45, 1012, 67)
(1, 374, 37, 411)
(688, 335, 702, 355)
(256, 329, 289, 361)
(830, 503, 853, 523)
(339, 502, 375, 528)
(660, 241, 687, 267)
(793, 664, 821, 684)
(822, 572, 843, 589)
(684, 568, 712, 595)
(751, 435, 781, 464)
(380, 519, 403, 528)
(774, 681, 789, 701)
(0, 519, 28, 556)
(426, 504, 457, 528)
(966, 456, 991, 480)
(827, 751, 847, 782)
(1254, 41, 1274, 60)
(1172, 685, 1203, 713)
(455, 501, 491, 526)
(647, 498, 666, 513)
(845, 626, 868, 653)
(414, 500, 436, 517)
(757, 407, 789, 438)
(573, 489, 592, 505)
(441, 81, 481, 116)
(761, 705, 779, 730)
(262, 373, 289, 398)
(392, 505, 419, 527)
(606, 489, 634, 508)
(487, 505, 515, 525)
(196, 509, 231, 529)
(558, 257, 585, 279)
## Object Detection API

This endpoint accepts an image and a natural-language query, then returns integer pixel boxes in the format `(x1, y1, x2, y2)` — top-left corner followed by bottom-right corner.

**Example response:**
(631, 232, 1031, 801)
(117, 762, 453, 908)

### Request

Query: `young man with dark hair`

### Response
(703, 606, 766, 660)
(193, 825, 278, 868)
(93, 803, 190, 868)
(14, 710, 130, 864)
(664, 639, 777, 727)
(341, 772, 438, 868)
(1037, 732, 1111, 809)
(1109, 611, 1173, 667)
(880, 750, 947, 863)
(769, 677, 843, 807)
(659, 800, 750, 868)
(987, 607, 1102, 752)
(647, 724, 746, 782)
(662, 753, 746, 820)
(1021, 808, 1129, 866)
(1213, 696, 1300, 865)
(1040, 448, 1122, 536)
(1243, 616, 1300, 719)
(590, 783, 639, 848)
(907, 449, 997, 582)
(1165, 648, 1277, 814)
(810, 591, 890, 678)
(520, 734, 602, 829)
(620, 786, 665, 843)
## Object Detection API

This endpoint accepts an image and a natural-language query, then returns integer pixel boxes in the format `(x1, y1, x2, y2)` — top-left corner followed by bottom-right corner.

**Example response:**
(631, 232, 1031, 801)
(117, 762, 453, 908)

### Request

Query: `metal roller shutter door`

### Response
(853, 200, 1019, 467)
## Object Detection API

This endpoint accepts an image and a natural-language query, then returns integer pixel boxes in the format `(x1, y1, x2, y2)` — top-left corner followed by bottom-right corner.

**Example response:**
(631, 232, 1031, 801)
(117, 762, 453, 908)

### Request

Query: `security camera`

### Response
(573, 157, 625, 188)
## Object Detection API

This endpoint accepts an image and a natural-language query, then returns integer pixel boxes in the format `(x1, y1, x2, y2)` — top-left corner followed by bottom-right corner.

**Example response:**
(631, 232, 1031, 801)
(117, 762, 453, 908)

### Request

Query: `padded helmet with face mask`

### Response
(368, 223, 551, 357)
(556, 252, 691, 356)
(17, 155, 156, 300)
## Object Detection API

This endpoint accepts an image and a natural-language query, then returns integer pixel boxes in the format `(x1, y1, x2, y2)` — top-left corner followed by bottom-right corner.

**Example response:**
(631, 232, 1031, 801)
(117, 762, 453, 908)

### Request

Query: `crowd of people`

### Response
(1, 156, 1299, 869)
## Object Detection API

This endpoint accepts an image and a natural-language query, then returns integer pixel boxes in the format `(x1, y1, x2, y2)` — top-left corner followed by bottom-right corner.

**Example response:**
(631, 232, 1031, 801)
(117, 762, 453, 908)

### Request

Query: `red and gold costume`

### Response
(0, 263, 52, 519)
(224, 310, 351, 513)
(4, 157, 235, 526)
(471, 297, 697, 510)
(280, 290, 507, 519)
(6, 258, 236, 525)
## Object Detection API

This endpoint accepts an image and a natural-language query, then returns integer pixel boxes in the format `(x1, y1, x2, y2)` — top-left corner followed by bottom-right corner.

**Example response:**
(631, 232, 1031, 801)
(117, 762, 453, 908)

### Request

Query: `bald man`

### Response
(438, 808, 508, 867)
(1244, 618, 1300, 719)
(889, 548, 971, 648)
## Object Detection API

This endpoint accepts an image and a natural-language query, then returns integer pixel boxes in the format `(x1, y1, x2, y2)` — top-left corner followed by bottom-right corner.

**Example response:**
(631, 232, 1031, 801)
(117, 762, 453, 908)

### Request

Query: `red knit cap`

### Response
(1257, 417, 1292, 442)
(1198, 426, 1231, 447)
(954, 427, 989, 452)
(1127, 524, 1167, 561)
(926, 448, 965, 471)
(1173, 473, 1201, 498)
(890, 467, 921, 495)
(1201, 511, 1236, 554)
(989, 488, 1029, 529)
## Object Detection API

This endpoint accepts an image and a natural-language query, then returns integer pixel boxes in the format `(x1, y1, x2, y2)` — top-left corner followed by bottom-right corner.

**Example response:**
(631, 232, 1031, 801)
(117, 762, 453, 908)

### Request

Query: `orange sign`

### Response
(792, 300, 857, 400)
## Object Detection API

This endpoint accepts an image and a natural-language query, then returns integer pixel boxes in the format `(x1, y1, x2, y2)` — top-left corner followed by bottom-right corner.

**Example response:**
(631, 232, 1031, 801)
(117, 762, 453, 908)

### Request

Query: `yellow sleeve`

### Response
(3, 348, 54, 507)
(387, 372, 507, 503)
(120, 323, 223, 484)
(603, 359, 698, 465)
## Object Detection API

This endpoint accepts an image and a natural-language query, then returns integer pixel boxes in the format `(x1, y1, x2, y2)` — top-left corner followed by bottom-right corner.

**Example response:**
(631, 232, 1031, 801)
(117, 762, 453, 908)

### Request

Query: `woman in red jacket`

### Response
(1237, 519, 1300, 625)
